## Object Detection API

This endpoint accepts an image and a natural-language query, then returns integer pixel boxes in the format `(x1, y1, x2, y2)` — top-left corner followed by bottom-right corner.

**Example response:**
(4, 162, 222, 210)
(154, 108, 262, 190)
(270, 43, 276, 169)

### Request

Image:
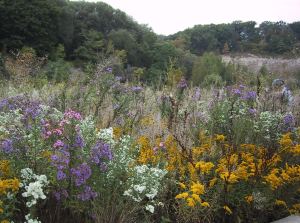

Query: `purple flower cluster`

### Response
(77, 186, 97, 201)
(177, 78, 188, 89)
(131, 86, 143, 93)
(53, 189, 69, 201)
(64, 109, 82, 120)
(1, 139, 14, 153)
(71, 163, 92, 187)
(53, 140, 64, 148)
(51, 149, 70, 181)
(232, 88, 242, 96)
(0, 96, 42, 128)
(74, 134, 85, 148)
(91, 141, 113, 171)
(243, 91, 257, 101)
(192, 87, 201, 101)
(283, 113, 295, 131)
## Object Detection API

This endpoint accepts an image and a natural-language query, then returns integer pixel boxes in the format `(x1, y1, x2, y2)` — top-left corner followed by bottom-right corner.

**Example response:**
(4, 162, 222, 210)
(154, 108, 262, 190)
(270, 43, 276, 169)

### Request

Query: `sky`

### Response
(75, 0, 300, 35)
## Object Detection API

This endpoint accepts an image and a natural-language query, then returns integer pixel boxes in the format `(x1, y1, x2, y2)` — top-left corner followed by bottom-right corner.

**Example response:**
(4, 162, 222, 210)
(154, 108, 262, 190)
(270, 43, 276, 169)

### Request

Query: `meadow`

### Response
(0, 54, 300, 223)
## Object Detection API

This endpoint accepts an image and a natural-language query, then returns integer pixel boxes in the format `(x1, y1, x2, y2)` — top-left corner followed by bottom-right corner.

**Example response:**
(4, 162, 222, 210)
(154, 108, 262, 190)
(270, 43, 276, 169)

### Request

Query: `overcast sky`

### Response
(76, 0, 300, 35)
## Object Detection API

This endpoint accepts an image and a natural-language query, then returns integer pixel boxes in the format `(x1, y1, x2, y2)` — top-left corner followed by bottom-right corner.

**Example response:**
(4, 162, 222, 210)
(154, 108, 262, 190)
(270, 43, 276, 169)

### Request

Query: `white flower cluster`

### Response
(123, 165, 167, 213)
(25, 213, 41, 223)
(20, 168, 49, 208)
(97, 127, 115, 146)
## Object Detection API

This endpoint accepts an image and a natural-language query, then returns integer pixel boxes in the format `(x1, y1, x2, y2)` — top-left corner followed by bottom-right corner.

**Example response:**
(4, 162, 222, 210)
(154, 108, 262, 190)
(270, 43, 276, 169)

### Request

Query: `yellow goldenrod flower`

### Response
(191, 193, 201, 202)
(275, 200, 287, 207)
(223, 205, 233, 215)
(178, 182, 186, 189)
(209, 178, 217, 188)
(195, 161, 214, 174)
(216, 134, 225, 142)
(186, 197, 196, 207)
(190, 181, 205, 195)
(201, 201, 210, 207)
(175, 192, 189, 199)
(245, 195, 253, 203)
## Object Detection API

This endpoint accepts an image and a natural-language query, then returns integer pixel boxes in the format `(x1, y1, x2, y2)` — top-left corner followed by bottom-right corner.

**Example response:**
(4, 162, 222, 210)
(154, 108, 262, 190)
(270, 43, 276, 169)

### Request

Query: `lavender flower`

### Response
(57, 170, 67, 181)
(64, 109, 82, 120)
(106, 67, 113, 73)
(177, 78, 188, 89)
(74, 134, 85, 148)
(71, 163, 92, 187)
(91, 141, 113, 171)
(244, 91, 257, 100)
(232, 88, 242, 97)
(53, 140, 64, 148)
(192, 87, 201, 101)
(77, 186, 97, 201)
(1, 139, 14, 153)
(131, 86, 143, 93)
(248, 108, 257, 116)
(283, 113, 295, 131)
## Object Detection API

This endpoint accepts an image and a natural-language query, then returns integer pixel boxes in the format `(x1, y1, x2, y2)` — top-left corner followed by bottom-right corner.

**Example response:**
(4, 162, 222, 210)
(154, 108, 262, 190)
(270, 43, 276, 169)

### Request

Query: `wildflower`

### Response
(53, 140, 64, 148)
(232, 88, 241, 96)
(77, 186, 97, 201)
(177, 78, 188, 89)
(201, 201, 210, 207)
(190, 182, 205, 195)
(275, 200, 287, 207)
(223, 205, 233, 215)
(178, 182, 186, 189)
(191, 193, 201, 202)
(71, 163, 92, 187)
(186, 197, 196, 207)
(145, 204, 155, 213)
(215, 134, 225, 142)
(1, 139, 13, 153)
(175, 192, 189, 199)
(243, 91, 256, 100)
(245, 195, 253, 203)
(209, 178, 217, 187)
(195, 161, 214, 174)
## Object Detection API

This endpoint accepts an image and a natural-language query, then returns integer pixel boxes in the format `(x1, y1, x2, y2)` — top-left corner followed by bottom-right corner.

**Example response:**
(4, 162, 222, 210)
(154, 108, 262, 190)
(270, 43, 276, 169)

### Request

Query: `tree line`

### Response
(0, 0, 299, 85)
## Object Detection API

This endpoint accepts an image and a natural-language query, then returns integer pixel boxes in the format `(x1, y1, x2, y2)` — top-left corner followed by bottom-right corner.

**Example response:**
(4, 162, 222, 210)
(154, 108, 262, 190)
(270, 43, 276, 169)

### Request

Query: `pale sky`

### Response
(74, 0, 300, 35)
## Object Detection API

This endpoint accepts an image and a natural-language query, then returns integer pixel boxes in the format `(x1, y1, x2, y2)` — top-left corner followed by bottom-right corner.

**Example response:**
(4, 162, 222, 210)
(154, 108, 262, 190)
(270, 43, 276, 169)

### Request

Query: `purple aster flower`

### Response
(53, 140, 64, 148)
(192, 87, 201, 101)
(243, 91, 256, 100)
(57, 170, 67, 181)
(1, 139, 13, 153)
(131, 86, 143, 92)
(283, 113, 295, 131)
(106, 67, 113, 73)
(64, 109, 82, 120)
(77, 186, 97, 201)
(91, 141, 113, 170)
(71, 163, 92, 187)
(74, 134, 85, 148)
(232, 88, 242, 96)
(177, 78, 188, 89)
(248, 108, 257, 115)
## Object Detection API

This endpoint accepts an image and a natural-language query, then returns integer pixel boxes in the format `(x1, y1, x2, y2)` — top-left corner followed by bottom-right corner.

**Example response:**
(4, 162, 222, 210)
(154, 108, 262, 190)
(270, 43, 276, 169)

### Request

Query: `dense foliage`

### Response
(0, 0, 300, 85)
(0, 56, 299, 222)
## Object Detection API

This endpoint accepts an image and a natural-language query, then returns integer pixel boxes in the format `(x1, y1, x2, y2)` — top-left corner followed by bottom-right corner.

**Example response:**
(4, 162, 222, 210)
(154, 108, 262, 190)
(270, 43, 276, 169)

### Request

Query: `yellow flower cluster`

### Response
(0, 160, 10, 178)
(175, 181, 209, 208)
(195, 161, 214, 174)
(137, 136, 156, 164)
(0, 178, 20, 195)
(264, 164, 300, 190)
